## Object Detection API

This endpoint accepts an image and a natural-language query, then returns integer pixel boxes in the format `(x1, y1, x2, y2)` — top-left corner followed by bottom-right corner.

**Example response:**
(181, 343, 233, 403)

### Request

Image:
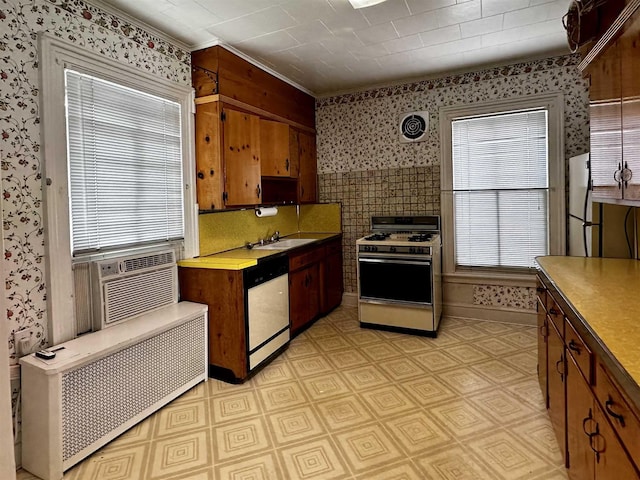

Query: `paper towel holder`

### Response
(255, 206, 278, 217)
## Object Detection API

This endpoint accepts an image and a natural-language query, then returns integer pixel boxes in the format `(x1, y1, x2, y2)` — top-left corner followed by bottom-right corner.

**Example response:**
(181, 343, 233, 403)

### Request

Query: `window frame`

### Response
(39, 33, 198, 344)
(439, 93, 566, 282)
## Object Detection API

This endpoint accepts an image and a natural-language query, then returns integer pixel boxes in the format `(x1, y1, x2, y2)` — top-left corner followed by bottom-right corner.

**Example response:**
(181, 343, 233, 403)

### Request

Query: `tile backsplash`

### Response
(319, 166, 440, 292)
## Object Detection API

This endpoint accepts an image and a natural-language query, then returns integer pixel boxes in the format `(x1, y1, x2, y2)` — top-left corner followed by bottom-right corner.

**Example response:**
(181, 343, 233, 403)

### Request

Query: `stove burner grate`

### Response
(365, 233, 390, 241)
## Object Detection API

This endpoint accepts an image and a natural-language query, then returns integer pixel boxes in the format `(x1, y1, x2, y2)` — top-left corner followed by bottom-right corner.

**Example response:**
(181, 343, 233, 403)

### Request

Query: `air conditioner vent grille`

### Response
(60, 315, 206, 462)
(124, 251, 175, 273)
(104, 267, 176, 325)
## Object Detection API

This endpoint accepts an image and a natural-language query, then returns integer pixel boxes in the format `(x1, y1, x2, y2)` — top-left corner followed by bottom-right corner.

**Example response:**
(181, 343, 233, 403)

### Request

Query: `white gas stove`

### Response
(356, 216, 442, 336)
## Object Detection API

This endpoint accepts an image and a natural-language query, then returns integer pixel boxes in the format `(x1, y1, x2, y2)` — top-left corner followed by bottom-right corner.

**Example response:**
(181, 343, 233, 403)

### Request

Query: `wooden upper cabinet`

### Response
(620, 19, 640, 200)
(223, 108, 262, 206)
(260, 120, 299, 178)
(298, 131, 318, 203)
(192, 45, 315, 129)
(195, 102, 224, 211)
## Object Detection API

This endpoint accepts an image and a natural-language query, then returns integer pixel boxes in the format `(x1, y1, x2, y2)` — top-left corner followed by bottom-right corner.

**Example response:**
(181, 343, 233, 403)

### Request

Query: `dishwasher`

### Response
(244, 255, 290, 371)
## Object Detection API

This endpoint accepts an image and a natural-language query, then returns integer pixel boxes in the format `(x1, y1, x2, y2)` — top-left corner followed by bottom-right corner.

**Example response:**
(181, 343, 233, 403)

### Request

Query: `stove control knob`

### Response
(372, 246, 378, 252)
(364, 246, 370, 252)
(390, 246, 396, 253)
(409, 247, 415, 254)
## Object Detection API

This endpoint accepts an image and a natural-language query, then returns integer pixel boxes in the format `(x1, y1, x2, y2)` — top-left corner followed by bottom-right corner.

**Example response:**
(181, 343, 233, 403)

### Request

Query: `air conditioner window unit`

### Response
(91, 249, 178, 331)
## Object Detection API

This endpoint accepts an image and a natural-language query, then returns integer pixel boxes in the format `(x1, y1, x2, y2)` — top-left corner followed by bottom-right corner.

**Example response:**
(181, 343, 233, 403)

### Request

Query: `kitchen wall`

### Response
(1, 0, 190, 461)
(317, 54, 590, 321)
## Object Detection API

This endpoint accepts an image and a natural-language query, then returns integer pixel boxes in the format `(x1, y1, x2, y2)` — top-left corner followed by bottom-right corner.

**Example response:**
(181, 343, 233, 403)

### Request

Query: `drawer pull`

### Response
(536, 287, 545, 293)
(568, 339, 581, 355)
(549, 308, 559, 315)
(605, 397, 626, 427)
(539, 324, 548, 338)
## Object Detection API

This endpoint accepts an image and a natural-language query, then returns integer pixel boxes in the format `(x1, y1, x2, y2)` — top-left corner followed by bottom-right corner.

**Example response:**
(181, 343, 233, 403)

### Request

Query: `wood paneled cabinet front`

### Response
(585, 9, 640, 202)
(537, 275, 640, 479)
(195, 103, 262, 210)
(289, 236, 343, 335)
(260, 119, 299, 178)
(298, 131, 318, 204)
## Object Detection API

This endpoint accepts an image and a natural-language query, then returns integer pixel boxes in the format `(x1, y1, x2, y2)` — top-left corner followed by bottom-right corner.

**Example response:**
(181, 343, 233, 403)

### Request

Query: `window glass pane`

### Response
(452, 109, 549, 269)
(65, 69, 184, 255)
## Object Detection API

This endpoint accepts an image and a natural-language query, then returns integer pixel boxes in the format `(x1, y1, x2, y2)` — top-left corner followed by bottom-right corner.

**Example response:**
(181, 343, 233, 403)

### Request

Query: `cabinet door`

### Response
(195, 102, 224, 210)
(223, 108, 262, 206)
(289, 263, 320, 334)
(593, 403, 640, 480)
(620, 20, 640, 200)
(548, 320, 567, 466)
(589, 41, 622, 200)
(260, 120, 298, 178)
(566, 354, 595, 480)
(321, 240, 343, 314)
(298, 131, 317, 203)
(537, 293, 548, 408)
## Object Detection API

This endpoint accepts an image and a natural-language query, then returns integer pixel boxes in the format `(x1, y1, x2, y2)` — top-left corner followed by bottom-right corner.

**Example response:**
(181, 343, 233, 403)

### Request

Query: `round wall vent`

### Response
(399, 111, 429, 143)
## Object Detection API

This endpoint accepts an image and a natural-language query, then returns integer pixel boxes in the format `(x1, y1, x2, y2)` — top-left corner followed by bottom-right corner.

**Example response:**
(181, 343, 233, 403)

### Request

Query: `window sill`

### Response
(443, 270, 537, 287)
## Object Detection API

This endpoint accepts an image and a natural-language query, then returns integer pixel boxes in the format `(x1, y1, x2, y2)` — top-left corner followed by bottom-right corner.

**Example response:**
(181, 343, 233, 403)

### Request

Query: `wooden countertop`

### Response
(536, 256, 640, 401)
(178, 232, 341, 270)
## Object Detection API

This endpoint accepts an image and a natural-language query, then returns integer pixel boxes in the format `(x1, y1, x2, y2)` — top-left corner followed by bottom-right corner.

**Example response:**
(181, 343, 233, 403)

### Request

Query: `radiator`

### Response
(19, 302, 208, 480)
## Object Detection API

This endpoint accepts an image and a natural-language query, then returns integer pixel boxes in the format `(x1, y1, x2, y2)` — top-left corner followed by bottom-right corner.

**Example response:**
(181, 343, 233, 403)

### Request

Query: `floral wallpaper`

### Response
(316, 54, 590, 309)
(1, 0, 191, 365)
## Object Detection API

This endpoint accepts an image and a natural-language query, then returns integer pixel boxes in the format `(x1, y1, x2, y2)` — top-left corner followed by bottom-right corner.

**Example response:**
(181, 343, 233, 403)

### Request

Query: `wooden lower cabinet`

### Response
(289, 263, 320, 333)
(548, 319, 567, 466)
(537, 274, 640, 480)
(537, 292, 549, 407)
(289, 236, 343, 336)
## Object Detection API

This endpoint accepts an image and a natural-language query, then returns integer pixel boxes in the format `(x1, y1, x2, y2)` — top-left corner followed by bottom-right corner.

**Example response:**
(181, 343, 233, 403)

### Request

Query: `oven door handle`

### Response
(359, 257, 431, 266)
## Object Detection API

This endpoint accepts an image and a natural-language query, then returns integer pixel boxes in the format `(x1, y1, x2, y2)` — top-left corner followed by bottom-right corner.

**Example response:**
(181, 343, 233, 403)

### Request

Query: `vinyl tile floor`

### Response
(18, 306, 568, 480)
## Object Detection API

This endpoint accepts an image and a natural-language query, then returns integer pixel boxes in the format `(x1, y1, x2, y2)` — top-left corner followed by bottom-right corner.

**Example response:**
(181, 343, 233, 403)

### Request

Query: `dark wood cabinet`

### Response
(583, 2, 640, 203)
(298, 131, 318, 204)
(289, 236, 343, 336)
(537, 272, 640, 479)
(537, 291, 549, 408)
(289, 263, 320, 333)
(548, 319, 567, 467)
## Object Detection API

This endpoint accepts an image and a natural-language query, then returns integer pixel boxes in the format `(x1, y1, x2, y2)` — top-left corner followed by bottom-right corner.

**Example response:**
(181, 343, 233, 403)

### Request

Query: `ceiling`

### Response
(98, 0, 573, 96)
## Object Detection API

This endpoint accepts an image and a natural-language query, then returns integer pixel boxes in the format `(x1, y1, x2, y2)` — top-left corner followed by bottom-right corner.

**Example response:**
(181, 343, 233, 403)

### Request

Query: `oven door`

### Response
(358, 254, 432, 306)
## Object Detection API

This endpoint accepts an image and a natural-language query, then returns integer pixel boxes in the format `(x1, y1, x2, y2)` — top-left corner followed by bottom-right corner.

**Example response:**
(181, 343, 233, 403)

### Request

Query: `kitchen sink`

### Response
(252, 238, 317, 250)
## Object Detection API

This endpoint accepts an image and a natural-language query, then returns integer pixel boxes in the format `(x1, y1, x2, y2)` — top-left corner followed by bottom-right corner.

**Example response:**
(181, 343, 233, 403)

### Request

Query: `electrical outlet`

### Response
(14, 327, 39, 357)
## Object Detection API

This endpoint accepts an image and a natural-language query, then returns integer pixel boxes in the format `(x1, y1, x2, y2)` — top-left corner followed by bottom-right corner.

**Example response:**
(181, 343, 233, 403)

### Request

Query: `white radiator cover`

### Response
(20, 302, 208, 480)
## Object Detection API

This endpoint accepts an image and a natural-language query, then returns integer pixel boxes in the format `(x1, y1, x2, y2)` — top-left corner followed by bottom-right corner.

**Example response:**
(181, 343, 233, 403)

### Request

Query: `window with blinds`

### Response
(65, 69, 184, 256)
(451, 109, 549, 269)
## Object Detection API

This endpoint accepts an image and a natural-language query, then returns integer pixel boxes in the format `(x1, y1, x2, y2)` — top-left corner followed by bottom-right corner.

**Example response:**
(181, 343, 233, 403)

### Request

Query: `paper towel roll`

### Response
(255, 206, 278, 217)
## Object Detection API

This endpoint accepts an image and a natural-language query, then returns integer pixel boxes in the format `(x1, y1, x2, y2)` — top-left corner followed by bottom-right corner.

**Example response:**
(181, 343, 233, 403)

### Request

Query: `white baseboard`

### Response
(444, 302, 536, 326)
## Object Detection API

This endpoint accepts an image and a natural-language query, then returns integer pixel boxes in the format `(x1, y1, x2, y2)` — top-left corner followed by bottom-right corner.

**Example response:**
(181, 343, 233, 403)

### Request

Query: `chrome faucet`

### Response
(270, 231, 280, 242)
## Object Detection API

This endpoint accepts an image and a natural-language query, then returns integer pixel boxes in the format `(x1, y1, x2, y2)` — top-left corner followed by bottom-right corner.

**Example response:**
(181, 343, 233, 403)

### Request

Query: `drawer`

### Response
(595, 362, 640, 466)
(324, 238, 342, 256)
(564, 319, 593, 384)
(546, 298, 564, 337)
(289, 245, 323, 271)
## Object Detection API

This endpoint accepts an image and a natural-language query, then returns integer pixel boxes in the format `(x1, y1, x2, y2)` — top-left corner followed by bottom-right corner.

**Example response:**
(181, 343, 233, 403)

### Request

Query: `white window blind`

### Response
(452, 109, 549, 269)
(65, 69, 184, 255)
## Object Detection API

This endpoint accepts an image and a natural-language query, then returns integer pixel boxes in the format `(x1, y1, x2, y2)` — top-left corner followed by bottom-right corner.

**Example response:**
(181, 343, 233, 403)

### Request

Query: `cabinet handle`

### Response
(605, 396, 626, 427)
(301, 185, 305, 197)
(555, 355, 565, 381)
(549, 308, 559, 315)
(614, 163, 622, 188)
(539, 324, 548, 339)
(285, 158, 289, 171)
(197, 172, 205, 180)
(588, 423, 604, 464)
(256, 184, 261, 199)
(536, 287, 545, 293)
(582, 408, 595, 435)
(568, 339, 581, 355)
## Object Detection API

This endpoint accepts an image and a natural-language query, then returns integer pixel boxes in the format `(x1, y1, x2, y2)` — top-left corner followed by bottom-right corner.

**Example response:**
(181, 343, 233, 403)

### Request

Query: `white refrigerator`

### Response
(568, 153, 592, 257)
